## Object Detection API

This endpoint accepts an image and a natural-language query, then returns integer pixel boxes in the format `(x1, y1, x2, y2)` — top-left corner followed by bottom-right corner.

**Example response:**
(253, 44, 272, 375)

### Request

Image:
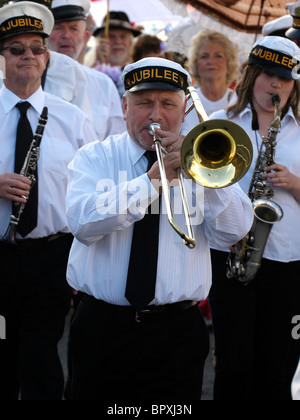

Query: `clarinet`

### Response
(1, 107, 48, 245)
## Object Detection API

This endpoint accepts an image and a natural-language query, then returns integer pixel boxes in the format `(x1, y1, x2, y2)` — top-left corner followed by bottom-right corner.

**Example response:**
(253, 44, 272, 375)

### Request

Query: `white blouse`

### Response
(210, 106, 300, 262)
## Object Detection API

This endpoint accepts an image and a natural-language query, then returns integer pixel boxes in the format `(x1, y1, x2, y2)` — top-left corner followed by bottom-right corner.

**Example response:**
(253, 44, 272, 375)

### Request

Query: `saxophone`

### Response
(1, 107, 48, 245)
(226, 95, 284, 285)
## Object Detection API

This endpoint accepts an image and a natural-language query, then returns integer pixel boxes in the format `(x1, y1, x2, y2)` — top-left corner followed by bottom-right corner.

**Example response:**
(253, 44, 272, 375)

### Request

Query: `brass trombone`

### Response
(149, 122, 196, 249)
(149, 87, 253, 249)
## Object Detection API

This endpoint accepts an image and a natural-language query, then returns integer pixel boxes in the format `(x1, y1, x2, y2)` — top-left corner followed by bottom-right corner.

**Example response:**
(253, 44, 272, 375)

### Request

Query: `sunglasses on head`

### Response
(1, 45, 47, 56)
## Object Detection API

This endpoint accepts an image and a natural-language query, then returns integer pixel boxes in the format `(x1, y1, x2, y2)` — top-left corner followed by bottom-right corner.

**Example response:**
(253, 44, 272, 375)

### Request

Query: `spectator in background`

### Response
(78, 13, 96, 65)
(48, 0, 125, 140)
(131, 34, 162, 62)
(188, 30, 239, 117)
(93, 11, 141, 67)
(90, 11, 142, 99)
(182, 30, 239, 135)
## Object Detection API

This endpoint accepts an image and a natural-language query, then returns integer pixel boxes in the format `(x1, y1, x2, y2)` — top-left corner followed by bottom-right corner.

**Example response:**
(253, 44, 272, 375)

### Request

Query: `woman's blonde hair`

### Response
(188, 29, 239, 87)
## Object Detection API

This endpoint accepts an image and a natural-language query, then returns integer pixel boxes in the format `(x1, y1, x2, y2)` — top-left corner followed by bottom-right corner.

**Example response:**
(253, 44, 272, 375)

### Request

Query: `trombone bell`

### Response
(181, 119, 253, 189)
(193, 128, 236, 169)
(147, 86, 253, 249)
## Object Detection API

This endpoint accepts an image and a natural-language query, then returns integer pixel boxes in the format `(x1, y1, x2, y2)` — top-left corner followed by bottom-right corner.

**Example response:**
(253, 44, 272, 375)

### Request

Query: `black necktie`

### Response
(125, 151, 160, 309)
(14, 102, 38, 237)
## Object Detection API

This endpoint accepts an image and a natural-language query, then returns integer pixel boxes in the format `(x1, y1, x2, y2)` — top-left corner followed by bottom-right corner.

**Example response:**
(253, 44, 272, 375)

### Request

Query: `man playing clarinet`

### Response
(0, 1, 97, 400)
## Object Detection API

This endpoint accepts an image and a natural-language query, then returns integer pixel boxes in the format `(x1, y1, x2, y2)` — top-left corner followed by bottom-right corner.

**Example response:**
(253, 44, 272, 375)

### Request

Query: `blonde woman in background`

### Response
(182, 30, 240, 324)
(182, 30, 239, 134)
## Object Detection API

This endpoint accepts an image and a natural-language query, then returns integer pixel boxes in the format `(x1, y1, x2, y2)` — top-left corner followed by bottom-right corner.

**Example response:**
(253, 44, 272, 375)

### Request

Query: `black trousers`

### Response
(0, 234, 73, 400)
(70, 297, 209, 401)
(209, 249, 300, 400)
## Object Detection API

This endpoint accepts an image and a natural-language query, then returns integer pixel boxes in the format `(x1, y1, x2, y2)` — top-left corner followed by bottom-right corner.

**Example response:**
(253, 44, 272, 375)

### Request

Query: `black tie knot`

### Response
(16, 101, 31, 117)
(144, 150, 157, 171)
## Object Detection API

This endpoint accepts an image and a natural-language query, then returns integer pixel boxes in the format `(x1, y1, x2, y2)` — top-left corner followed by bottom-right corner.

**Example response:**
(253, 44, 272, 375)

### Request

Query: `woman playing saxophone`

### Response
(207, 36, 300, 400)
(226, 94, 284, 284)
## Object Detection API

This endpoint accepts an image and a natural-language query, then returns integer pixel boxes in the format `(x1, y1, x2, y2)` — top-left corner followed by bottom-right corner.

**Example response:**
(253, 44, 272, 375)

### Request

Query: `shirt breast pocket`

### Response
(39, 137, 76, 180)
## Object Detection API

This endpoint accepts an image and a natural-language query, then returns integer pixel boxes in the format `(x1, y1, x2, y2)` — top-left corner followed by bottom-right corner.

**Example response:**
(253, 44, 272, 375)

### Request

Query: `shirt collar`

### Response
(284, 107, 299, 125)
(0, 85, 45, 115)
(240, 103, 299, 126)
(239, 105, 252, 119)
(127, 133, 149, 167)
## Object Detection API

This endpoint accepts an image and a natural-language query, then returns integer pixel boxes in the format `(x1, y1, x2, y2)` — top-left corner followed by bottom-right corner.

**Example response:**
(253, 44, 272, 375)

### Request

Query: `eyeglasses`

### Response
(1, 45, 47, 56)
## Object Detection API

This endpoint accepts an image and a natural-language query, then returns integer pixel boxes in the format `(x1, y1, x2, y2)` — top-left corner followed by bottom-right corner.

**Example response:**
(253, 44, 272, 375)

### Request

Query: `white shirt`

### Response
(43, 51, 125, 140)
(80, 65, 126, 140)
(45, 51, 92, 120)
(182, 87, 233, 135)
(66, 131, 253, 305)
(210, 106, 300, 262)
(0, 85, 98, 240)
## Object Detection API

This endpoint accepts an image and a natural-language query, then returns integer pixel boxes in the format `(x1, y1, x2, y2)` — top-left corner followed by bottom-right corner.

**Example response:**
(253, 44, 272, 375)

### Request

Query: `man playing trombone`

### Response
(66, 57, 253, 401)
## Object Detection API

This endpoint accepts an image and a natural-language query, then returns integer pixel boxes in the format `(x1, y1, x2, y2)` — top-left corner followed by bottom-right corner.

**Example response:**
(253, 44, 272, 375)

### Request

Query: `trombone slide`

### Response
(150, 125, 196, 249)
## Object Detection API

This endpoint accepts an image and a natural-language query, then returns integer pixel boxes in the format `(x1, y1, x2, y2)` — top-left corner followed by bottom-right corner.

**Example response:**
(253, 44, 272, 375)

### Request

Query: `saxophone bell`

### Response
(253, 199, 283, 224)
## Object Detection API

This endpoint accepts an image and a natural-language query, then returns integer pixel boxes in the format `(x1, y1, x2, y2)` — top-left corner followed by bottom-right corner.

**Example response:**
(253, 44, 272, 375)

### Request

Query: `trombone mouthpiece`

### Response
(148, 123, 161, 136)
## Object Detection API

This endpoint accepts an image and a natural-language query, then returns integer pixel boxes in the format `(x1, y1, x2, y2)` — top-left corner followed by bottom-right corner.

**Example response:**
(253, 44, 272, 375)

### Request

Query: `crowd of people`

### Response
(0, 0, 299, 401)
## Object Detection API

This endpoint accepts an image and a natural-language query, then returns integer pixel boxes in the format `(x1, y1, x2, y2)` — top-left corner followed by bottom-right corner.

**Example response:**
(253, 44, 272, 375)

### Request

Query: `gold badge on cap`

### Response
(250, 46, 294, 70)
(124, 66, 188, 92)
(0, 16, 43, 35)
